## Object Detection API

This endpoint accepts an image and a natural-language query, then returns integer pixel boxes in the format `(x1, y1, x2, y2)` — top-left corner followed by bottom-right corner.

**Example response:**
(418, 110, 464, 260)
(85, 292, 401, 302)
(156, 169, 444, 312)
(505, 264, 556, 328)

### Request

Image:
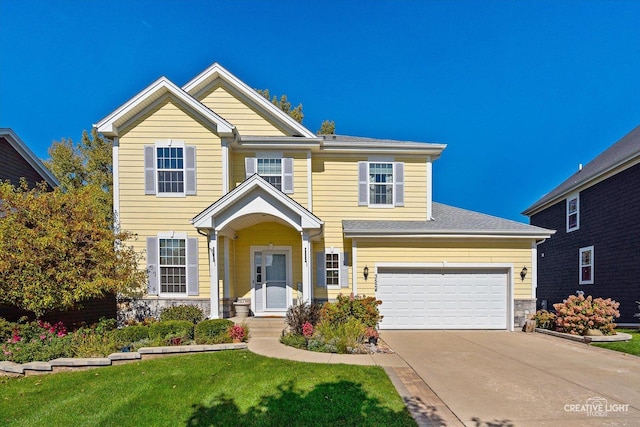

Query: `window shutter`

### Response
(146, 237, 158, 296)
(394, 162, 404, 207)
(144, 146, 156, 195)
(245, 157, 256, 179)
(283, 157, 294, 193)
(187, 237, 199, 296)
(316, 252, 326, 288)
(185, 146, 196, 195)
(340, 252, 350, 288)
(358, 161, 368, 206)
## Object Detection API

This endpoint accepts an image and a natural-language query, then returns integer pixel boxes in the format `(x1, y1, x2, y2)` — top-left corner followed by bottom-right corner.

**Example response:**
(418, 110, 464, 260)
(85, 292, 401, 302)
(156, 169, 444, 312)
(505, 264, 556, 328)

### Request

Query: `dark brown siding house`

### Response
(523, 125, 640, 325)
(0, 128, 58, 189)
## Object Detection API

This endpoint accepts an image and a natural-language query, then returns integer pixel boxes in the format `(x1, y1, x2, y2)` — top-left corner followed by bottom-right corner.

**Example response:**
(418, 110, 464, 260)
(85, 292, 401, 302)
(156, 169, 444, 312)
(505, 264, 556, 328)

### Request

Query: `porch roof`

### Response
(191, 174, 323, 234)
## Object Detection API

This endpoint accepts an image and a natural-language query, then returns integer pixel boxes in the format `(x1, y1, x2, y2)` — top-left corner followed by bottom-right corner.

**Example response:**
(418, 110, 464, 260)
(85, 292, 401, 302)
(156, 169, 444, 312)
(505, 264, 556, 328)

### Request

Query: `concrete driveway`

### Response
(382, 330, 640, 426)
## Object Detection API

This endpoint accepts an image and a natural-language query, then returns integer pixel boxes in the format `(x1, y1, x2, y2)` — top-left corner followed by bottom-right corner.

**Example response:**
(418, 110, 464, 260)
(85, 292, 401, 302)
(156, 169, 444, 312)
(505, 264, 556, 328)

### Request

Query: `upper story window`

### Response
(245, 156, 294, 193)
(144, 141, 196, 196)
(566, 193, 579, 232)
(579, 245, 594, 285)
(257, 158, 282, 190)
(358, 161, 404, 207)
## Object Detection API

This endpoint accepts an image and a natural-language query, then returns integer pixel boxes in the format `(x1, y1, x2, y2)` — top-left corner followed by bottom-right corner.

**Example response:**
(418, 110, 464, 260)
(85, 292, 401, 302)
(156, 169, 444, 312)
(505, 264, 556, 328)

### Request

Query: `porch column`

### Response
(209, 231, 220, 318)
(301, 231, 312, 303)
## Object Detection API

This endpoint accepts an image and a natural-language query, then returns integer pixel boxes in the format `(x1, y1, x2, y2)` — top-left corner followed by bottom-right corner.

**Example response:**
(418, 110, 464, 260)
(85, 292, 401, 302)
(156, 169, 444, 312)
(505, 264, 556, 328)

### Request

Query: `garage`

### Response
(376, 267, 509, 330)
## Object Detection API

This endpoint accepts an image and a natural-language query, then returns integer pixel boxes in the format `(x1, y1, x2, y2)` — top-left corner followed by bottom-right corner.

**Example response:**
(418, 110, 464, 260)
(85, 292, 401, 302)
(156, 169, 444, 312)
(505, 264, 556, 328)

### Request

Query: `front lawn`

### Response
(0, 350, 416, 427)
(592, 329, 640, 356)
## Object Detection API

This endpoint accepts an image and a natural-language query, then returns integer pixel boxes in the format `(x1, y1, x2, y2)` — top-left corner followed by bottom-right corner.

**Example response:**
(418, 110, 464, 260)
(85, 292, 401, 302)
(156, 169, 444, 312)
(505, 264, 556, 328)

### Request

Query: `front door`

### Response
(253, 250, 289, 314)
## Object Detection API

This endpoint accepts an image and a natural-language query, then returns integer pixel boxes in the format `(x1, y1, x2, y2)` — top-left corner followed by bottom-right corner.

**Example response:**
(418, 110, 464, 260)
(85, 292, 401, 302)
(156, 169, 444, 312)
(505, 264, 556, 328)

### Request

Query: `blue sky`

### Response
(2, 0, 639, 222)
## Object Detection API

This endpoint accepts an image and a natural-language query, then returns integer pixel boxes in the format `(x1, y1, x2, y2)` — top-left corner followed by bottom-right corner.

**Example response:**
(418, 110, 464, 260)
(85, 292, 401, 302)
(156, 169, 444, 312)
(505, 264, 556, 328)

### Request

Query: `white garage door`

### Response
(376, 268, 508, 329)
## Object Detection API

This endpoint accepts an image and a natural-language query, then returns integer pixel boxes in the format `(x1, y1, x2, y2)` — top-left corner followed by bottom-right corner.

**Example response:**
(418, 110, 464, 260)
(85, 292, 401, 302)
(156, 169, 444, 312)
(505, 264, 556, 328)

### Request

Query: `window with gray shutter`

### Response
(185, 146, 197, 195)
(146, 237, 158, 295)
(394, 162, 404, 206)
(144, 146, 156, 195)
(187, 237, 199, 295)
(340, 252, 350, 288)
(358, 161, 368, 206)
(316, 252, 326, 288)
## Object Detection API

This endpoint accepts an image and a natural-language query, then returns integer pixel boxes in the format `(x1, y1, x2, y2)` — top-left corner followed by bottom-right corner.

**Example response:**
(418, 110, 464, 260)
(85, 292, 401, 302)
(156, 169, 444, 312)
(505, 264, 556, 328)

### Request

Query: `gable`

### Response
(198, 84, 287, 136)
(0, 130, 58, 188)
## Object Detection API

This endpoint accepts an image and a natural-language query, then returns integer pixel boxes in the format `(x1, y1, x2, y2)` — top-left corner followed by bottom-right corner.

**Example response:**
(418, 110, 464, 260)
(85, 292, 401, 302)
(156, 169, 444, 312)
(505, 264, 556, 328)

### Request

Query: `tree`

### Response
(257, 89, 304, 124)
(0, 181, 146, 317)
(45, 129, 113, 221)
(317, 120, 336, 135)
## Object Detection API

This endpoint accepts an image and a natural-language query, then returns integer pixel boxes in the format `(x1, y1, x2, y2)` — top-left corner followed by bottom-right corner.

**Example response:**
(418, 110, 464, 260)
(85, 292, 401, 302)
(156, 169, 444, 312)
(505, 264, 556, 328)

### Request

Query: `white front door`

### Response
(253, 249, 290, 314)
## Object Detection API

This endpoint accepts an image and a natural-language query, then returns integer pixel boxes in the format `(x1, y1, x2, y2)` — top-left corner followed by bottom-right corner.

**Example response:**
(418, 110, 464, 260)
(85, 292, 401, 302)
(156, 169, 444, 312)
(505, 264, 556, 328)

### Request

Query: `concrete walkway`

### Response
(243, 318, 463, 426)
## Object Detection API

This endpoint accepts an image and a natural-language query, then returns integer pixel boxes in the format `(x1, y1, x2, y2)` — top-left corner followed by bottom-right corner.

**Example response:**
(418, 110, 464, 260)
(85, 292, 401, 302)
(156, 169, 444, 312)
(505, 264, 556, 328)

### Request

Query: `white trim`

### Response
(223, 236, 230, 299)
(352, 240, 358, 295)
(579, 245, 594, 285)
(566, 193, 580, 232)
(221, 139, 229, 194)
(301, 232, 312, 303)
(374, 262, 514, 331)
(531, 241, 537, 299)
(325, 251, 341, 290)
(426, 156, 433, 220)
(112, 138, 120, 231)
(209, 233, 219, 318)
(307, 151, 312, 210)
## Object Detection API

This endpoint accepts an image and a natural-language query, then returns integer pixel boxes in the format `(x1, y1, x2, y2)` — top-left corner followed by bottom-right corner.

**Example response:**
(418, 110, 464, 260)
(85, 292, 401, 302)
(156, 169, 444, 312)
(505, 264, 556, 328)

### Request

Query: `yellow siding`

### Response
(198, 85, 287, 136)
(354, 240, 533, 300)
(232, 222, 302, 298)
(117, 98, 226, 298)
(230, 151, 309, 208)
(312, 155, 429, 248)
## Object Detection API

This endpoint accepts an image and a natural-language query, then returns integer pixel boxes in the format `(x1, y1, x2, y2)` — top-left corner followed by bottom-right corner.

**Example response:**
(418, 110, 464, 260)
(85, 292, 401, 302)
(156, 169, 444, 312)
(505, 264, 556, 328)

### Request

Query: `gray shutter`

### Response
(283, 157, 294, 193)
(146, 237, 158, 296)
(340, 252, 350, 288)
(394, 162, 404, 206)
(358, 161, 368, 206)
(245, 157, 256, 179)
(144, 146, 156, 195)
(187, 237, 199, 296)
(185, 146, 196, 195)
(316, 252, 326, 288)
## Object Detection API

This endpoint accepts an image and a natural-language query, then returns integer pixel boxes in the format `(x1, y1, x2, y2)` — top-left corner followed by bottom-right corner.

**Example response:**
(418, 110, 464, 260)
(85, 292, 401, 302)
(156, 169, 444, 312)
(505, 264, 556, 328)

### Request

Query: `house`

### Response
(95, 63, 553, 330)
(523, 125, 640, 325)
(0, 128, 58, 189)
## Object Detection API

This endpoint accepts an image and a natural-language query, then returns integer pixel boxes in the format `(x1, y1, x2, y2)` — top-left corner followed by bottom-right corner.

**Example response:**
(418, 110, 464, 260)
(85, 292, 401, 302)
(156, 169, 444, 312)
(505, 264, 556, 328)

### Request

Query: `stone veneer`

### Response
(514, 299, 536, 328)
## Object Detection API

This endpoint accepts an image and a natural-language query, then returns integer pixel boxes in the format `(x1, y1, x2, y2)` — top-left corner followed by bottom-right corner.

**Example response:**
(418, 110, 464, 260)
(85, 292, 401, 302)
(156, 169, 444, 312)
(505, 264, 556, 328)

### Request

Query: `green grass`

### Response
(592, 329, 640, 356)
(0, 350, 416, 426)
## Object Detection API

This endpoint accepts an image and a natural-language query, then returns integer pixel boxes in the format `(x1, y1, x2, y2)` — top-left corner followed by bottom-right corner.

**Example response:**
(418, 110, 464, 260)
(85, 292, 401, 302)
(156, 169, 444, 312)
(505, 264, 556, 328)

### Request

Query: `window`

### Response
(159, 238, 186, 293)
(358, 161, 404, 207)
(579, 246, 594, 285)
(325, 253, 340, 286)
(257, 158, 282, 190)
(245, 157, 294, 193)
(157, 147, 184, 193)
(566, 194, 579, 232)
(144, 142, 196, 196)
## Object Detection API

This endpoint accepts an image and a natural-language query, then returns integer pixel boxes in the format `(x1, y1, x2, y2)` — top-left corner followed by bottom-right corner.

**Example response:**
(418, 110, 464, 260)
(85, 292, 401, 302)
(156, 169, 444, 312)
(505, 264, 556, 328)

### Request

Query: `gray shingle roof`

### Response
(322, 134, 441, 145)
(523, 124, 640, 215)
(343, 202, 554, 238)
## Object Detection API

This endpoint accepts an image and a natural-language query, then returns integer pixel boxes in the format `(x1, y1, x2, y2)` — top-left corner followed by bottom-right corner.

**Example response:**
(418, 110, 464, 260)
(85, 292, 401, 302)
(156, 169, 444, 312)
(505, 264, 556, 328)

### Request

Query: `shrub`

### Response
(2, 335, 73, 363)
(533, 310, 556, 330)
(148, 320, 194, 344)
(280, 333, 307, 349)
(228, 324, 247, 342)
(313, 318, 367, 354)
(116, 325, 150, 344)
(72, 330, 121, 358)
(285, 301, 322, 335)
(0, 317, 16, 343)
(160, 304, 204, 324)
(554, 294, 620, 335)
(320, 293, 382, 328)
(194, 319, 234, 344)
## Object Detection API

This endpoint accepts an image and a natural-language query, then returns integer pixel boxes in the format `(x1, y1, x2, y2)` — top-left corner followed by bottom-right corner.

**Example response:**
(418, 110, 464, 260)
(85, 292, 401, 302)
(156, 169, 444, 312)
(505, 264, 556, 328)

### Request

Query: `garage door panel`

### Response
(377, 268, 508, 330)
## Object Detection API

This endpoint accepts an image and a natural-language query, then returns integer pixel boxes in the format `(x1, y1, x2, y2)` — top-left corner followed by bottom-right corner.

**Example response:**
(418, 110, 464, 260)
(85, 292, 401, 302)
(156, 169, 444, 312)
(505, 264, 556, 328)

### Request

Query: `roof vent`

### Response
(578, 163, 583, 171)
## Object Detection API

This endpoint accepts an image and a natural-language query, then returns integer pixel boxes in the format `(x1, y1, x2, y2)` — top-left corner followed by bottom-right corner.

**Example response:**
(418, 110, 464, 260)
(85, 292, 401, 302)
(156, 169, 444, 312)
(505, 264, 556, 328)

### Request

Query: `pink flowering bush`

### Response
(553, 294, 620, 335)
(302, 322, 314, 338)
(228, 324, 247, 342)
(1, 318, 72, 363)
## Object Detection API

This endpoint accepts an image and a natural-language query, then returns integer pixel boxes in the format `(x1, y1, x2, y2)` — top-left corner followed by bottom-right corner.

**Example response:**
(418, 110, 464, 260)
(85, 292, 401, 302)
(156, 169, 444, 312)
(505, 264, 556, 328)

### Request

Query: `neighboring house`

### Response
(96, 63, 552, 330)
(523, 125, 640, 325)
(0, 128, 58, 189)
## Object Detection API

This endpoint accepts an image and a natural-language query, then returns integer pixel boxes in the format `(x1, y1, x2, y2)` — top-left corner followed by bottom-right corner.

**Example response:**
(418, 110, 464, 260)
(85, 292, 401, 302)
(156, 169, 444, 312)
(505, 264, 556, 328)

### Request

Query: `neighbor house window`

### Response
(579, 246, 594, 285)
(257, 158, 282, 190)
(358, 161, 404, 207)
(325, 253, 340, 287)
(566, 193, 579, 232)
(159, 238, 186, 293)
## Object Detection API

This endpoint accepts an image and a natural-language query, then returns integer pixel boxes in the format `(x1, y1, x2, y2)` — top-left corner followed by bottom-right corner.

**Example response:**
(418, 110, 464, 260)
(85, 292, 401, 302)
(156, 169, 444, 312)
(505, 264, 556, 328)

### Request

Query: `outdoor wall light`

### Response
(520, 266, 528, 281)
(363, 266, 369, 281)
